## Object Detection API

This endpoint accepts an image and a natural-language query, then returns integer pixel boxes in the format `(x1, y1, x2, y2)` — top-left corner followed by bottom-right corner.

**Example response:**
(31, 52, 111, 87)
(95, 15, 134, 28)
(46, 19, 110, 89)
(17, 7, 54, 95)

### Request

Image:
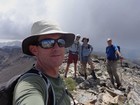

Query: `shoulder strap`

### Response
(26, 69, 76, 105)
(23, 68, 55, 105)
(65, 89, 76, 105)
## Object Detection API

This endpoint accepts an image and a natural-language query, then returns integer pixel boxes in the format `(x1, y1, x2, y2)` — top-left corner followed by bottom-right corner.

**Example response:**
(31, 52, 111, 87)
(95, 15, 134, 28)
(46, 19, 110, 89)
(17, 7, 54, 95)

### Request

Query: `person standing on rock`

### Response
(64, 35, 81, 78)
(106, 38, 123, 88)
(13, 20, 75, 105)
(80, 37, 97, 80)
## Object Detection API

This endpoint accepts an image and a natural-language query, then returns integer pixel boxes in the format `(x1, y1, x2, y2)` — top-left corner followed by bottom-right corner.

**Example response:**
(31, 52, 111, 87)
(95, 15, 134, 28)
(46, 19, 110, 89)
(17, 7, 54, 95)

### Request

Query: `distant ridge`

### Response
(0, 40, 22, 48)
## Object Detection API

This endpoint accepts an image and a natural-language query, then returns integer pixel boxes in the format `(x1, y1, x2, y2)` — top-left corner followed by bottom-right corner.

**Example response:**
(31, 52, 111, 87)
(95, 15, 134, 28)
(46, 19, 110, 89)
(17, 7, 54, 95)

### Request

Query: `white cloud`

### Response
(0, 0, 140, 58)
(0, 0, 17, 13)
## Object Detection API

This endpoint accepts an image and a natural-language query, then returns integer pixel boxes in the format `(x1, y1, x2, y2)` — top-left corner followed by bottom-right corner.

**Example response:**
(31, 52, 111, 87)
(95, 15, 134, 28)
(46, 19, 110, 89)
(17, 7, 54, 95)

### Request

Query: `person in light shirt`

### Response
(64, 35, 81, 78)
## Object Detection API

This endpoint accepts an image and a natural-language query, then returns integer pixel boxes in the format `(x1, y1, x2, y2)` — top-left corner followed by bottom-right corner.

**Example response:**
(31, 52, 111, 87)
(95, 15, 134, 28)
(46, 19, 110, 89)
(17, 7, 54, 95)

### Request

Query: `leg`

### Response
(112, 61, 121, 88)
(107, 61, 115, 86)
(65, 53, 72, 78)
(88, 57, 95, 70)
(65, 63, 70, 78)
(82, 62, 87, 79)
(73, 54, 78, 78)
(74, 63, 77, 78)
(88, 57, 97, 79)
(81, 56, 87, 79)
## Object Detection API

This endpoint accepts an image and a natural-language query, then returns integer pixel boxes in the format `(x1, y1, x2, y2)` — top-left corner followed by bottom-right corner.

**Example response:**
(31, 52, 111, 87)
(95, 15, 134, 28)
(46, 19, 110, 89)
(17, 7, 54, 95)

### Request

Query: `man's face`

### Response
(31, 34, 65, 68)
(107, 40, 112, 46)
(76, 36, 80, 41)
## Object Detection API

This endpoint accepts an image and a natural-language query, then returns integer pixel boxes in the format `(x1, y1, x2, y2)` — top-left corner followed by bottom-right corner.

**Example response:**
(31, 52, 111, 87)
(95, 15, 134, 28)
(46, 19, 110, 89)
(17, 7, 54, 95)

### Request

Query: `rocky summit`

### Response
(61, 55, 140, 105)
(0, 47, 140, 105)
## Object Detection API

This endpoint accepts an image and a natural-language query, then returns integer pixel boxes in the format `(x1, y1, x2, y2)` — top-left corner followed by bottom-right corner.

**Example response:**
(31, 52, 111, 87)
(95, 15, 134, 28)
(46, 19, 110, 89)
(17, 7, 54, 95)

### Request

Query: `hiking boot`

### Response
(84, 73, 87, 80)
(73, 74, 77, 79)
(74, 73, 77, 78)
(64, 74, 67, 78)
(91, 71, 97, 80)
(117, 84, 122, 89)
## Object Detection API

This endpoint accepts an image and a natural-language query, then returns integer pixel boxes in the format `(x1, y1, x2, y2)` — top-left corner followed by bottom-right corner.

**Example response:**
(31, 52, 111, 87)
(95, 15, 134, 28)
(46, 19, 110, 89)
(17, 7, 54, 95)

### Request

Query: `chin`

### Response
(52, 60, 63, 66)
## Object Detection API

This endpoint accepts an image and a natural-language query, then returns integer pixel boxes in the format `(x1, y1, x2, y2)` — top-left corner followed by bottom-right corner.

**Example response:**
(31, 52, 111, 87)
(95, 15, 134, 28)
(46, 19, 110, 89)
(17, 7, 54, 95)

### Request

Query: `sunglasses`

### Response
(37, 38, 66, 49)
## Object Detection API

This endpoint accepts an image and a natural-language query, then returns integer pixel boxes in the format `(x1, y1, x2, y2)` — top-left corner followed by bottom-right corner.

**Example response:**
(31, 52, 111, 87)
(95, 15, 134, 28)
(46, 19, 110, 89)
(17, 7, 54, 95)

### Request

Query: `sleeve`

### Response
(13, 74, 47, 105)
(113, 45, 118, 51)
(90, 45, 93, 53)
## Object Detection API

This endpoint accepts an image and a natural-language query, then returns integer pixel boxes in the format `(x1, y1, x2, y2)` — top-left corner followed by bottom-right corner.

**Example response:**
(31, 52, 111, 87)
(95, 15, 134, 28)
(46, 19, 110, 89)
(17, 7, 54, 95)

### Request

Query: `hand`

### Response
(119, 56, 124, 60)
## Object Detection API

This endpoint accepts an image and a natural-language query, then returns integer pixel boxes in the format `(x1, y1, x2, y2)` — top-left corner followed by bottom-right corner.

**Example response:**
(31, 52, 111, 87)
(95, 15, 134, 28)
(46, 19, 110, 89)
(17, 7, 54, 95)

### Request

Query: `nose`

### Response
(53, 42, 59, 48)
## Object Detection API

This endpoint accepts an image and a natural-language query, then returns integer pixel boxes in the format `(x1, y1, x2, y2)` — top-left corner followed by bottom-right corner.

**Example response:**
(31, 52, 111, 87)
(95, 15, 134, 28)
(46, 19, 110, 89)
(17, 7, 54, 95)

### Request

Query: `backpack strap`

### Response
(65, 89, 76, 105)
(25, 68, 76, 105)
(23, 68, 55, 105)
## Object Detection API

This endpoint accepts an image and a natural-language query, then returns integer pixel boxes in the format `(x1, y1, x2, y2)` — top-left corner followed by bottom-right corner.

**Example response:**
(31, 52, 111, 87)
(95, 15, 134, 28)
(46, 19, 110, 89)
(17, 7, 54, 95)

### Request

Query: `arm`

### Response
(116, 50, 123, 59)
(89, 45, 93, 56)
(90, 45, 93, 54)
(114, 46, 123, 59)
(13, 74, 47, 105)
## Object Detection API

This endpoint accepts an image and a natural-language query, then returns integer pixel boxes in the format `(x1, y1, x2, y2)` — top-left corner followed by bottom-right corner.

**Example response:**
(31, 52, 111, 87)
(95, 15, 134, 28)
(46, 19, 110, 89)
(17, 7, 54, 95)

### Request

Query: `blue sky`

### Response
(0, 0, 140, 59)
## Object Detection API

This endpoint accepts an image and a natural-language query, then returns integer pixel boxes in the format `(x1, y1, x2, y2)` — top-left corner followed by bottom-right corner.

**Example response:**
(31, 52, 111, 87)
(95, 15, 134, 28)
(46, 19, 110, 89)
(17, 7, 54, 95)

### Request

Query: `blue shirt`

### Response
(79, 44, 93, 61)
(106, 45, 118, 60)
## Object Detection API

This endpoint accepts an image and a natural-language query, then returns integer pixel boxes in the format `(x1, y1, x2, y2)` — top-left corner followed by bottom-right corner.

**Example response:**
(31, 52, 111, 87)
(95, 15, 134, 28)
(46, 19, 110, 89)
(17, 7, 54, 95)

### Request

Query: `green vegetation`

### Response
(64, 77, 76, 91)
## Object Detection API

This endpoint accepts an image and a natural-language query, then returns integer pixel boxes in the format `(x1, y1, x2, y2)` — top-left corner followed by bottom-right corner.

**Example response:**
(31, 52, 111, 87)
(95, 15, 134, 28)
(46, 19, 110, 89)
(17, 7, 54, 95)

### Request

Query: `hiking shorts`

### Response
(67, 53, 78, 64)
(81, 56, 92, 64)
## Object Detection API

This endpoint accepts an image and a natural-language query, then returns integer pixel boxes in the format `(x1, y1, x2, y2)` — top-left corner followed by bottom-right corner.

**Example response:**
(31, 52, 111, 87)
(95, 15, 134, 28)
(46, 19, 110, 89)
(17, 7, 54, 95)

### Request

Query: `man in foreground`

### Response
(13, 20, 75, 105)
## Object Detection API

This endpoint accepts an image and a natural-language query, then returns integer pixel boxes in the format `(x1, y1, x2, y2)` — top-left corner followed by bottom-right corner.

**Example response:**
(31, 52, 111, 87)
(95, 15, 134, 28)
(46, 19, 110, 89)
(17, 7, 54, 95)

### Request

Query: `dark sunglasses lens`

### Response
(40, 39, 55, 48)
(58, 39, 65, 47)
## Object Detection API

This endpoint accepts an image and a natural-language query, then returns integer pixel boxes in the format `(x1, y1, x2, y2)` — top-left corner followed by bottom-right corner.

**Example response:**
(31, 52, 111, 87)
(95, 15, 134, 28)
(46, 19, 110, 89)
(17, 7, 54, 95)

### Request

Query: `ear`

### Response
(29, 45, 38, 56)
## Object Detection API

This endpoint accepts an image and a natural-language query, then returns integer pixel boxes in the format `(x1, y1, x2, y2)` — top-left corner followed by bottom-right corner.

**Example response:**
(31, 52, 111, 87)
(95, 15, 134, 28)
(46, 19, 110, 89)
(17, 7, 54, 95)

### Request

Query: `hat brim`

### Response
(22, 32, 75, 56)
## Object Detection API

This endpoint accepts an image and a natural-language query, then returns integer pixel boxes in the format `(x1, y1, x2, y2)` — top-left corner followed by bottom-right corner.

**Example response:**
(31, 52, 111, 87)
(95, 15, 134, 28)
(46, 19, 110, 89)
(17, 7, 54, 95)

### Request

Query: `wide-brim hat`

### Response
(22, 20, 75, 56)
(82, 37, 89, 42)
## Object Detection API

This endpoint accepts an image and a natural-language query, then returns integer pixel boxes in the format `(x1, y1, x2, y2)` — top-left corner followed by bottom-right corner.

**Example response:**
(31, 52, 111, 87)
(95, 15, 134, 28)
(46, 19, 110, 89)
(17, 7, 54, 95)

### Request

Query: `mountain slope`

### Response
(0, 47, 35, 83)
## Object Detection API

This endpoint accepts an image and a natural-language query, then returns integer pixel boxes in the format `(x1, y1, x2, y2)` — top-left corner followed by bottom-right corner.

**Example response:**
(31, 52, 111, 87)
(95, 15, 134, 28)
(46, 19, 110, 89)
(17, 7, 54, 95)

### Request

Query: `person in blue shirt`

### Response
(106, 38, 123, 89)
